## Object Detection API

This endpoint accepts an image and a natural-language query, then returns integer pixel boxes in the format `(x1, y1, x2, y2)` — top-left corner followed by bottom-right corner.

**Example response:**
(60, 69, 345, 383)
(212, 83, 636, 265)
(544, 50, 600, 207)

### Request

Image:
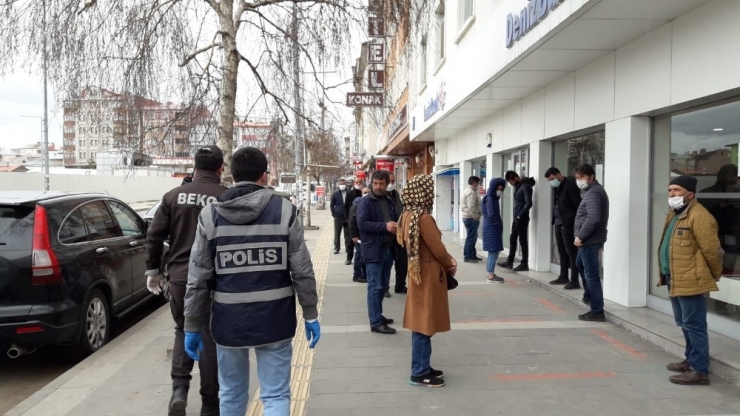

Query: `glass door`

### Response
(502, 148, 529, 259)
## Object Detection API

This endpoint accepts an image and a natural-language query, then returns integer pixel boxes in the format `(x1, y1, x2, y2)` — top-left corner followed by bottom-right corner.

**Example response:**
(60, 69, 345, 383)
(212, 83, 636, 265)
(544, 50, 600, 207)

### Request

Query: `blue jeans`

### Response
(667, 276, 710, 375)
(462, 218, 479, 260)
(365, 246, 394, 327)
(486, 251, 500, 273)
(576, 244, 602, 314)
(216, 341, 292, 416)
(353, 242, 366, 280)
(411, 332, 432, 377)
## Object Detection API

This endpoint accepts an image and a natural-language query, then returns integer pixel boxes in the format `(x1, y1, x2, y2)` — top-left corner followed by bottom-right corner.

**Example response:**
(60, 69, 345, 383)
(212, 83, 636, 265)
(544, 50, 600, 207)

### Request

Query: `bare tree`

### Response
(0, 0, 400, 184)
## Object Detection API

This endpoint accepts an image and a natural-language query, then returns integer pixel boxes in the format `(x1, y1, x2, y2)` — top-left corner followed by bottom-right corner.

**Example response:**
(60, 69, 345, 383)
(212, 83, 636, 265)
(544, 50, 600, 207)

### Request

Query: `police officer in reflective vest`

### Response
(145, 145, 227, 416)
(184, 147, 320, 416)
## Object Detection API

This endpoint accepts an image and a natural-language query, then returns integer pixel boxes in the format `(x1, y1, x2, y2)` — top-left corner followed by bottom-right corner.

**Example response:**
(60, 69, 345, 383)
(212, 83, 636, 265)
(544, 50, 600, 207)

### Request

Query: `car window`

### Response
(108, 201, 144, 237)
(0, 205, 34, 249)
(58, 209, 89, 244)
(79, 201, 120, 241)
(144, 201, 160, 218)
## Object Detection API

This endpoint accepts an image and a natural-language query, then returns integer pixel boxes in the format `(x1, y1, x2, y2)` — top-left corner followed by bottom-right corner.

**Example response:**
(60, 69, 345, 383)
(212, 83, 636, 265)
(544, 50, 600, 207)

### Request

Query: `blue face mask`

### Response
(549, 179, 561, 188)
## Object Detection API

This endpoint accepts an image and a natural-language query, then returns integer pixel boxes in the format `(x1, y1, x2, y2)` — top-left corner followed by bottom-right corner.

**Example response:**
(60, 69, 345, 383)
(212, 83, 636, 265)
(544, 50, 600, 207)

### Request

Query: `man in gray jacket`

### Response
(183, 147, 320, 415)
(461, 176, 482, 262)
(573, 163, 609, 322)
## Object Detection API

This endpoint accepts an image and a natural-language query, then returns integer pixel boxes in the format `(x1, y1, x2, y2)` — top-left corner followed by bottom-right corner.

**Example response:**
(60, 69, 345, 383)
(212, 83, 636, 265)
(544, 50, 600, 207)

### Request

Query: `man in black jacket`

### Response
(388, 172, 407, 295)
(499, 171, 536, 271)
(349, 187, 370, 283)
(145, 145, 227, 416)
(545, 167, 583, 289)
(330, 178, 351, 262)
(344, 177, 365, 264)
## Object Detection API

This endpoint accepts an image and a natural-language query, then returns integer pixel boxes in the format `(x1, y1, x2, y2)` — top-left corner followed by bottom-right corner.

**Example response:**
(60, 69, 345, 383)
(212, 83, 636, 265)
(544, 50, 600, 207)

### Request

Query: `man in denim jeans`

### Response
(573, 164, 609, 322)
(658, 175, 722, 385)
(358, 170, 398, 335)
(461, 176, 482, 263)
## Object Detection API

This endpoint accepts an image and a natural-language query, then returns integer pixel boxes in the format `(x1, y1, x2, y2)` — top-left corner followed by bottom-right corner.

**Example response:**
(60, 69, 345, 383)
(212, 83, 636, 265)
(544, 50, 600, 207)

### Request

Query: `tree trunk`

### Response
(217, 2, 239, 185)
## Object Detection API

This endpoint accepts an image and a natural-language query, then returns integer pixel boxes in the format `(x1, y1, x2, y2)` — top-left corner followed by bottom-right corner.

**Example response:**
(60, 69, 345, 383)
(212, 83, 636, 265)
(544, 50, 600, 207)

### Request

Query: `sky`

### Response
(0, 71, 63, 151)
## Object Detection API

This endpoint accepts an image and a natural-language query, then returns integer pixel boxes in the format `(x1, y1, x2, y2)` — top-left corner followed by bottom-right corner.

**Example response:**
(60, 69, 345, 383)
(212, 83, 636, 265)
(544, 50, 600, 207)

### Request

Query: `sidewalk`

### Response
(8, 208, 740, 416)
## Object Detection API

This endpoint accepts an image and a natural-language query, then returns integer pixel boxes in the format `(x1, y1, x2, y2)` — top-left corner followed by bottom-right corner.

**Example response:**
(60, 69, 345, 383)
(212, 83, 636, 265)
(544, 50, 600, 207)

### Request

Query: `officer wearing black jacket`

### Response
(544, 167, 583, 290)
(145, 145, 227, 416)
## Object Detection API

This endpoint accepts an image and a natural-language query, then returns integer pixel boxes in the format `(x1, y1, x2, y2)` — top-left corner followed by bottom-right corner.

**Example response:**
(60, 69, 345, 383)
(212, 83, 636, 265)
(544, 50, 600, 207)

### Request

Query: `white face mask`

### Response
(354, 184, 362, 190)
(668, 196, 686, 210)
(339, 185, 346, 191)
(387, 184, 395, 192)
(576, 180, 588, 190)
(496, 190, 503, 197)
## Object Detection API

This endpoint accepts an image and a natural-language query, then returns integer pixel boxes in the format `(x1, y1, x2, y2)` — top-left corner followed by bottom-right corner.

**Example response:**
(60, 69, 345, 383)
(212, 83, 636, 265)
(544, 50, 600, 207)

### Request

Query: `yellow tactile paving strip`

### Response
(246, 218, 332, 416)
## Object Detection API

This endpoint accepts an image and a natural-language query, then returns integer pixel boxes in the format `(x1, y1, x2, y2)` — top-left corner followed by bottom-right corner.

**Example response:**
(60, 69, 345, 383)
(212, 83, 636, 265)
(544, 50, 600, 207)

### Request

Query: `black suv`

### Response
(0, 191, 163, 358)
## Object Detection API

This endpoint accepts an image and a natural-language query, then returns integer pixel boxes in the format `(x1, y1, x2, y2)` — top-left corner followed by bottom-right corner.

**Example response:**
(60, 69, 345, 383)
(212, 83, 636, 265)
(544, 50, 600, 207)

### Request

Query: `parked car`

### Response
(0, 191, 167, 358)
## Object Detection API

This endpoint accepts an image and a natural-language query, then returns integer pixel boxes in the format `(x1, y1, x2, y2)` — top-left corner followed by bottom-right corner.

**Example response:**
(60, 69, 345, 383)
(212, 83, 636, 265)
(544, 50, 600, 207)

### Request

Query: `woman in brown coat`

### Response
(397, 174, 457, 387)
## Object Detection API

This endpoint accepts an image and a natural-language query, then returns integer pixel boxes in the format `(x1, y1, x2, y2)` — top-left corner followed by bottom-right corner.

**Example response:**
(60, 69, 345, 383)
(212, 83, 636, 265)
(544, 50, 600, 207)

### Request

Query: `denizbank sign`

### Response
(506, 0, 565, 48)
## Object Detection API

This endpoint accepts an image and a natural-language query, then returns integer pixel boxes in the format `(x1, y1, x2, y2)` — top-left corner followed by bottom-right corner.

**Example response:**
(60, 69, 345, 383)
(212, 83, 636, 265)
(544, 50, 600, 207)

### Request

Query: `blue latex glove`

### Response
(184, 332, 204, 361)
(304, 320, 321, 349)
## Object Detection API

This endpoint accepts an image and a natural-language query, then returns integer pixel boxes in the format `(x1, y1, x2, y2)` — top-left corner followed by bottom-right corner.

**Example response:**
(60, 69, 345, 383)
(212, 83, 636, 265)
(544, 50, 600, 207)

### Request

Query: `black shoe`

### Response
(381, 315, 394, 325)
(582, 297, 591, 304)
(564, 282, 581, 290)
(497, 261, 514, 269)
(429, 367, 444, 378)
(475, 256, 483, 261)
(333, 249, 339, 254)
(549, 277, 569, 285)
(168, 387, 188, 416)
(384, 290, 391, 298)
(344, 259, 352, 265)
(512, 263, 529, 272)
(353, 277, 367, 283)
(394, 287, 407, 294)
(200, 402, 220, 416)
(409, 372, 445, 387)
(464, 258, 479, 263)
(578, 311, 605, 322)
(371, 324, 397, 334)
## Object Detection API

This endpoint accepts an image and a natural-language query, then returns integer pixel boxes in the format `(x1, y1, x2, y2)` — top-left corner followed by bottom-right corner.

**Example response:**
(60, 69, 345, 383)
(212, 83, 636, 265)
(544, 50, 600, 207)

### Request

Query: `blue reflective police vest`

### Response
(202, 195, 297, 348)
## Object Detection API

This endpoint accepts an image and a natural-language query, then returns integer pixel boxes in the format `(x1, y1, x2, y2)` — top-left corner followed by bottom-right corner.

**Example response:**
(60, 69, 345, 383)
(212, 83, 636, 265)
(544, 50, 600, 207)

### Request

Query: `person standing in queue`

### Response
(344, 177, 365, 264)
(388, 171, 408, 296)
(349, 187, 371, 283)
(183, 147, 320, 415)
(144, 145, 227, 416)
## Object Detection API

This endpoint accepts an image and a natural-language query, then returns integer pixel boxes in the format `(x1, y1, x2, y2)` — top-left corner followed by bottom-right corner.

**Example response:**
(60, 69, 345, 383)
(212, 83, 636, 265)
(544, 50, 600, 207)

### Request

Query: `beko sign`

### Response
(506, 0, 565, 48)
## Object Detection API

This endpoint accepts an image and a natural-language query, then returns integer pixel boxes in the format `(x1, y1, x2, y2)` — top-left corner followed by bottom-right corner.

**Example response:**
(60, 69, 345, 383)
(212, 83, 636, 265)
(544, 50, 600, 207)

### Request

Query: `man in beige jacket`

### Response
(461, 176, 482, 262)
(657, 175, 722, 385)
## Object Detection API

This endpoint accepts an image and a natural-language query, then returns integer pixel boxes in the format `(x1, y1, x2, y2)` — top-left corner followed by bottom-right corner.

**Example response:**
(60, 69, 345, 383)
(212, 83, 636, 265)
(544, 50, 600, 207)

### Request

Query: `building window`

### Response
(435, 1, 445, 68)
(651, 99, 740, 323)
(458, 0, 474, 31)
(419, 36, 428, 92)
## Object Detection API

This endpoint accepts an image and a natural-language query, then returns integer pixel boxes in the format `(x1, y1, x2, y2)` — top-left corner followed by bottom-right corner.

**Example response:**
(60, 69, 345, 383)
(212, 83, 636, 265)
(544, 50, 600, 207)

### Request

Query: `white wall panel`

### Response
(544, 74, 576, 138)
(503, 102, 523, 149)
(522, 89, 546, 143)
(574, 53, 615, 130)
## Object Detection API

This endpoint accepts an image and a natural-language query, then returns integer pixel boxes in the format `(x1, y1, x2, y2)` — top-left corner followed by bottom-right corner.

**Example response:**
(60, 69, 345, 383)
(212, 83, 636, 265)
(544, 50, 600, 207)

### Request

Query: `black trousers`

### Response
(394, 242, 408, 290)
(333, 217, 352, 258)
(555, 225, 580, 282)
(506, 218, 530, 264)
(170, 281, 219, 405)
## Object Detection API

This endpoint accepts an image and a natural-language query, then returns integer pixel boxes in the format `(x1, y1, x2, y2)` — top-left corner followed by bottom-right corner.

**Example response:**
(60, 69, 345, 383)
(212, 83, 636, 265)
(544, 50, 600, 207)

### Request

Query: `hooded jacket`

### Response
(183, 181, 318, 348)
(482, 178, 507, 252)
(513, 177, 536, 220)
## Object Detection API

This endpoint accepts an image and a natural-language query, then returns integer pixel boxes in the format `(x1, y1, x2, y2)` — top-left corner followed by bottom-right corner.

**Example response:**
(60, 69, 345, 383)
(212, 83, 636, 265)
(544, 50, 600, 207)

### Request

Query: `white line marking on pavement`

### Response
(322, 320, 607, 333)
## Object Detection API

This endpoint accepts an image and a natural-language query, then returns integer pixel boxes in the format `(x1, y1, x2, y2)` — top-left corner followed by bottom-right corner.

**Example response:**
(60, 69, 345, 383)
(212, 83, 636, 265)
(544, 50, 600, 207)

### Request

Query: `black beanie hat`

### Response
(670, 176, 697, 193)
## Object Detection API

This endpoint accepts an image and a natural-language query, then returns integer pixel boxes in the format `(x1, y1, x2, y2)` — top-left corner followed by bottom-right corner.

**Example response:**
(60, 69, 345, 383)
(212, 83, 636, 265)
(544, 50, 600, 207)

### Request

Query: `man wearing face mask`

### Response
(331, 178, 351, 260)
(344, 177, 366, 263)
(658, 176, 722, 386)
(573, 164, 609, 322)
(349, 187, 371, 283)
(544, 167, 583, 289)
(498, 171, 536, 271)
(461, 176, 483, 263)
(388, 172, 408, 295)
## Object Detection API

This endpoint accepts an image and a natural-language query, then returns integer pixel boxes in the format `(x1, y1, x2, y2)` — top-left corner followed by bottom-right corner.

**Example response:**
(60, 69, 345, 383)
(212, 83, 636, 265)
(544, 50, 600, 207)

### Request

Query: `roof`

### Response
(0, 165, 29, 172)
(0, 191, 110, 205)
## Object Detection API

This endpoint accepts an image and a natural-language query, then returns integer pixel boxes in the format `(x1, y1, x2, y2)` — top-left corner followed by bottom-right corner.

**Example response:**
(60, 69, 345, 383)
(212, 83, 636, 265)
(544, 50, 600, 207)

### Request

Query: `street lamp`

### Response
(20, 115, 49, 190)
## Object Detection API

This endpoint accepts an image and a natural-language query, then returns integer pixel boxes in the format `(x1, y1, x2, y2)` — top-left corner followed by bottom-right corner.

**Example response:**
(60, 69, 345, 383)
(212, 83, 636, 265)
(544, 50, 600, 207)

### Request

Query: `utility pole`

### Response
(291, 3, 304, 214)
(42, 0, 49, 191)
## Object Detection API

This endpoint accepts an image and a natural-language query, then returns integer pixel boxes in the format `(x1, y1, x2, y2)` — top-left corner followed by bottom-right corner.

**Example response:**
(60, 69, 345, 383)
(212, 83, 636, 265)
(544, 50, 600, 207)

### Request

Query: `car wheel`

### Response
(78, 289, 110, 355)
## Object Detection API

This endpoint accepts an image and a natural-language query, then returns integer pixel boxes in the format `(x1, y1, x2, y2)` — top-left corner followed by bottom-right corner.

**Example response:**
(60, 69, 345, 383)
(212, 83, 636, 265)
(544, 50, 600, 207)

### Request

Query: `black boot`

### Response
(200, 401, 220, 416)
(168, 386, 188, 416)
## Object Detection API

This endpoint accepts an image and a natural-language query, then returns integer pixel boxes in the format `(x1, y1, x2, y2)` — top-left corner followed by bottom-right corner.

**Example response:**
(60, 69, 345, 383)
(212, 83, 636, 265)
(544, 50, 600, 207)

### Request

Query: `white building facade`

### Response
(409, 0, 740, 340)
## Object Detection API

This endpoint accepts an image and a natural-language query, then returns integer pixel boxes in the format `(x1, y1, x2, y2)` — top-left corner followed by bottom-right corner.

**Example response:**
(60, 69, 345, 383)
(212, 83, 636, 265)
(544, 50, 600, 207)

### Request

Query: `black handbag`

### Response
(446, 273, 458, 290)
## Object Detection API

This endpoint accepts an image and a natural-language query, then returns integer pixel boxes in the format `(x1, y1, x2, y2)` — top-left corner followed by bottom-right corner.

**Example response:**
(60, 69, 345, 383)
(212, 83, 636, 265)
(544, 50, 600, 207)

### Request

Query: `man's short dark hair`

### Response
(504, 171, 519, 181)
(544, 167, 561, 178)
(194, 145, 224, 172)
(575, 163, 596, 178)
(468, 176, 481, 185)
(231, 147, 268, 182)
(372, 170, 390, 185)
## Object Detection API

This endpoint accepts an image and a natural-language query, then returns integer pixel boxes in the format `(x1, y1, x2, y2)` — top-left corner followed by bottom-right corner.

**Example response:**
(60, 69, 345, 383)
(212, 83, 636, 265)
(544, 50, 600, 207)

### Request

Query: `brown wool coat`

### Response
(657, 199, 722, 296)
(398, 212, 455, 336)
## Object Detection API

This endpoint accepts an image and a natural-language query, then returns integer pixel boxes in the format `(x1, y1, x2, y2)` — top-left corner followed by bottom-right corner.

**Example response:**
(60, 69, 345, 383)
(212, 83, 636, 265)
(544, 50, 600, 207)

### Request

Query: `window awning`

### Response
(432, 167, 459, 176)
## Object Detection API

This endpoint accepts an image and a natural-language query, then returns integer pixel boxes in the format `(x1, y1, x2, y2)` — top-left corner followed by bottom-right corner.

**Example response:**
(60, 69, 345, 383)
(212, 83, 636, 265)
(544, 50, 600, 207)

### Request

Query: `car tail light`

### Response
(16, 326, 44, 334)
(31, 205, 62, 285)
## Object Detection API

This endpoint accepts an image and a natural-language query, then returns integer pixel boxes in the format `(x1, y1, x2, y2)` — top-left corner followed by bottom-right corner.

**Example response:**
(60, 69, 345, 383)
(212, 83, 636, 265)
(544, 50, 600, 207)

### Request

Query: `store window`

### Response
(651, 100, 740, 323)
(551, 131, 605, 267)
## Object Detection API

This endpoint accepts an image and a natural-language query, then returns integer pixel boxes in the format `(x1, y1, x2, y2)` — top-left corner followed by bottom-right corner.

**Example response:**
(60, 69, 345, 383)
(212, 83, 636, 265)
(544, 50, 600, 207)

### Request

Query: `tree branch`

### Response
(180, 36, 222, 67)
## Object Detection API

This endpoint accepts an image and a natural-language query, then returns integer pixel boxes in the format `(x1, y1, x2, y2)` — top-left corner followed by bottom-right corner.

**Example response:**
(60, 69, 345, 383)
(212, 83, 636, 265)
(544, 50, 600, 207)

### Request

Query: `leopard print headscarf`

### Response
(397, 174, 435, 285)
